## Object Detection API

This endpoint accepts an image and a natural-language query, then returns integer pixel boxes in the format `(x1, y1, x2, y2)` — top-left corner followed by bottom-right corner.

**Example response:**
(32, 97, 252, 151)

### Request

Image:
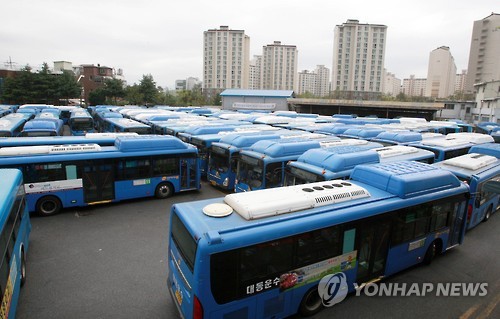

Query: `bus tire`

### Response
(20, 248, 27, 287)
(36, 196, 62, 216)
(423, 240, 442, 265)
(299, 286, 323, 317)
(155, 182, 173, 199)
(483, 206, 492, 222)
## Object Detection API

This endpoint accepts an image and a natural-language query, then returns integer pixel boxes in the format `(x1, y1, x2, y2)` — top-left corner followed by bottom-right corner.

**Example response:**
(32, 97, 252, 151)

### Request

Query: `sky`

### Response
(1, 0, 497, 89)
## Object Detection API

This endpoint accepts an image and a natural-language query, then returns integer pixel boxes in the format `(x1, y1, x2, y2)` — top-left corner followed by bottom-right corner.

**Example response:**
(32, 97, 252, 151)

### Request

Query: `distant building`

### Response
(220, 89, 294, 111)
(53, 61, 73, 74)
(75, 64, 114, 104)
(203, 26, 250, 92)
(249, 55, 262, 90)
(402, 75, 427, 97)
(383, 71, 401, 97)
(435, 100, 474, 122)
(298, 70, 317, 95)
(471, 80, 500, 124)
(175, 79, 187, 90)
(455, 70, 467, 94)
(297, 65, 330, 97)
(332, 19, 387, 94)
(176, 77, 202, 91)
(425, 46, 457, 98)
(315, 65, 330, 97)
(261, 41, 298, 91)
(465, 13, 500, 93)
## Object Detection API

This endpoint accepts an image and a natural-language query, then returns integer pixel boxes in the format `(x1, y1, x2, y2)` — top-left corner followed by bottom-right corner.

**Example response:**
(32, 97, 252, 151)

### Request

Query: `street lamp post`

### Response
(77, 75, 85, 107)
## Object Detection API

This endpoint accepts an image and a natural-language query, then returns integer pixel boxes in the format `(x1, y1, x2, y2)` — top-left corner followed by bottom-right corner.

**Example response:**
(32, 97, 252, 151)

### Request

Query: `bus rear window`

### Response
(171, 213, 197, 272)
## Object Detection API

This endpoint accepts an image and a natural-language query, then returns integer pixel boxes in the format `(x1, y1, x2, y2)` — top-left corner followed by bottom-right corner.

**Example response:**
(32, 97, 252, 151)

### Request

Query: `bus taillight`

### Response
(467, 204, 473, 221)
(194, 295, 204, 319)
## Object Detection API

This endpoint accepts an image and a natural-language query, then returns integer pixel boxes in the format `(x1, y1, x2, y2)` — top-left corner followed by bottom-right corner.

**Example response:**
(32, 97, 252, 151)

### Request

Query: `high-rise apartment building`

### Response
(383, 71, 401, 97)
(402, 75, 427, 97)
(203, 26, 250, 91)
(261, 41, 298, 91)
(425, 46, 457, 98)
(332, 19, 387, 94)
(297, 70, 318, 95)
(315, 65, 330, 97)
(249, 55, 262, 90)
(297, 65, 330, 96)
(455, 70, 467, 94)
(465, 13, 500, 93)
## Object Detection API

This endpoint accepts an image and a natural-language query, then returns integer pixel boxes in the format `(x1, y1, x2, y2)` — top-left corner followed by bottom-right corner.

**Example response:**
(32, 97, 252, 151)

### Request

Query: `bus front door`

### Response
(356, 218, 391, 284)
(180, 158, 198, 190)
(82, 161, 115, 204)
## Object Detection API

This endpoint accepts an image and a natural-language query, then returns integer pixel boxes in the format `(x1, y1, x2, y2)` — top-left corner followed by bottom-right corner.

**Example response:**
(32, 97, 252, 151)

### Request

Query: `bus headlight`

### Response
(223, 178, 229, 187)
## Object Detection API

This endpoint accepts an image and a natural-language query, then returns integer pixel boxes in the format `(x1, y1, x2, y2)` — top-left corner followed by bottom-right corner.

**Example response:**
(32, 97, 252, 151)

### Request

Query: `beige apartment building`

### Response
(425, 46, 457, 98)
(203, 26, 250, 91)
(331, 19, 387, 94)
(261, 41, 298, 91)
(465, 13, 500, 93)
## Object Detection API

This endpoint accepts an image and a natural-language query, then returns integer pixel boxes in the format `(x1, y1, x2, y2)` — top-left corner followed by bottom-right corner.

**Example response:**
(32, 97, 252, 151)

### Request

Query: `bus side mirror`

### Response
(475, 197, 481, 208)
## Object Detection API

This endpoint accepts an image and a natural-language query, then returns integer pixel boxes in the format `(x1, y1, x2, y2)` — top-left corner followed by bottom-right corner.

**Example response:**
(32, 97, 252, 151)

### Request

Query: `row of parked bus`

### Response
(0, 105, 499, 319)
(0, 104, 96, 137)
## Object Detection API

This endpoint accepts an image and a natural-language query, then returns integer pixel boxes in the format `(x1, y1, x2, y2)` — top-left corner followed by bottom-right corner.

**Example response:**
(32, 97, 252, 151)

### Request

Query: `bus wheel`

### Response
(423, 241, 438, 265)
(36, 196, 62, 216)
(299, 286, 323, 317)
(155, 182, 173, 199)
(483, 206, 492, 222)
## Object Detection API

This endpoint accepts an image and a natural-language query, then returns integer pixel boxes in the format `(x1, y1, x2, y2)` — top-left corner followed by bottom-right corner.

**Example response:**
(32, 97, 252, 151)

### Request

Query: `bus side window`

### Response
(343, 228, 356, 254)
(66, 165, 78, 180)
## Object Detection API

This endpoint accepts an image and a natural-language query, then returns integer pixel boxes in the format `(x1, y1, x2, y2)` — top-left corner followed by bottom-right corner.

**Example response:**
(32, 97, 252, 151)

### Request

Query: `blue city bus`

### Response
(207, 133, 288, 190)
(0, 114, 28, 137)
(469, 143, 500, 158)
(234, 138, 349, 193)
(371, 131, 424, 146)
(187, 126, 282, 177)
(0, 135, 200, 216)
(0, 133, 138, 148)
(413, 134, 494, 162)
(0, 169, 31, 319)
(209, 136, 370, 191)
(94, 111, 123, 132)
(19, 118, 64, 137)
(434, 150, 500, 229)
(100, 118, 152, 134)
(68, 109, 95, 135)
(285, 145, 435, 186)
(338, 128, 386, 140)
(168, 161, 469, 319)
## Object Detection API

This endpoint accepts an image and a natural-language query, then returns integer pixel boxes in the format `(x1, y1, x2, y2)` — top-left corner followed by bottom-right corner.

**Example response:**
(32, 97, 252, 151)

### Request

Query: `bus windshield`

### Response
(284, 166, 324, 186)
(208, 148, 230, 173)
(237, 155, 264, 189)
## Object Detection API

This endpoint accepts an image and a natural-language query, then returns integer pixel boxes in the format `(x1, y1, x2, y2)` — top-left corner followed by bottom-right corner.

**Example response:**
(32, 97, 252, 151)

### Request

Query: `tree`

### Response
(103, 78, 125, 104)
(88, 88, 107, 105)
(124, 84, 143, 105)
(56, 70, 82, 104)
(139, 74, 158, 105)
(0, 64, 81, 105)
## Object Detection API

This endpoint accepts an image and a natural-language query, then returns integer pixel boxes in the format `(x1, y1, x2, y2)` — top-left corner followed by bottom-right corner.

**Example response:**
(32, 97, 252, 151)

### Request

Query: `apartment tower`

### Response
(203, 26, 250, 91)
(332, 19, 387, 94)
(425, 46, 457, 98)
(261, 41, 298, 91)
(465, 13, 500, 93)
